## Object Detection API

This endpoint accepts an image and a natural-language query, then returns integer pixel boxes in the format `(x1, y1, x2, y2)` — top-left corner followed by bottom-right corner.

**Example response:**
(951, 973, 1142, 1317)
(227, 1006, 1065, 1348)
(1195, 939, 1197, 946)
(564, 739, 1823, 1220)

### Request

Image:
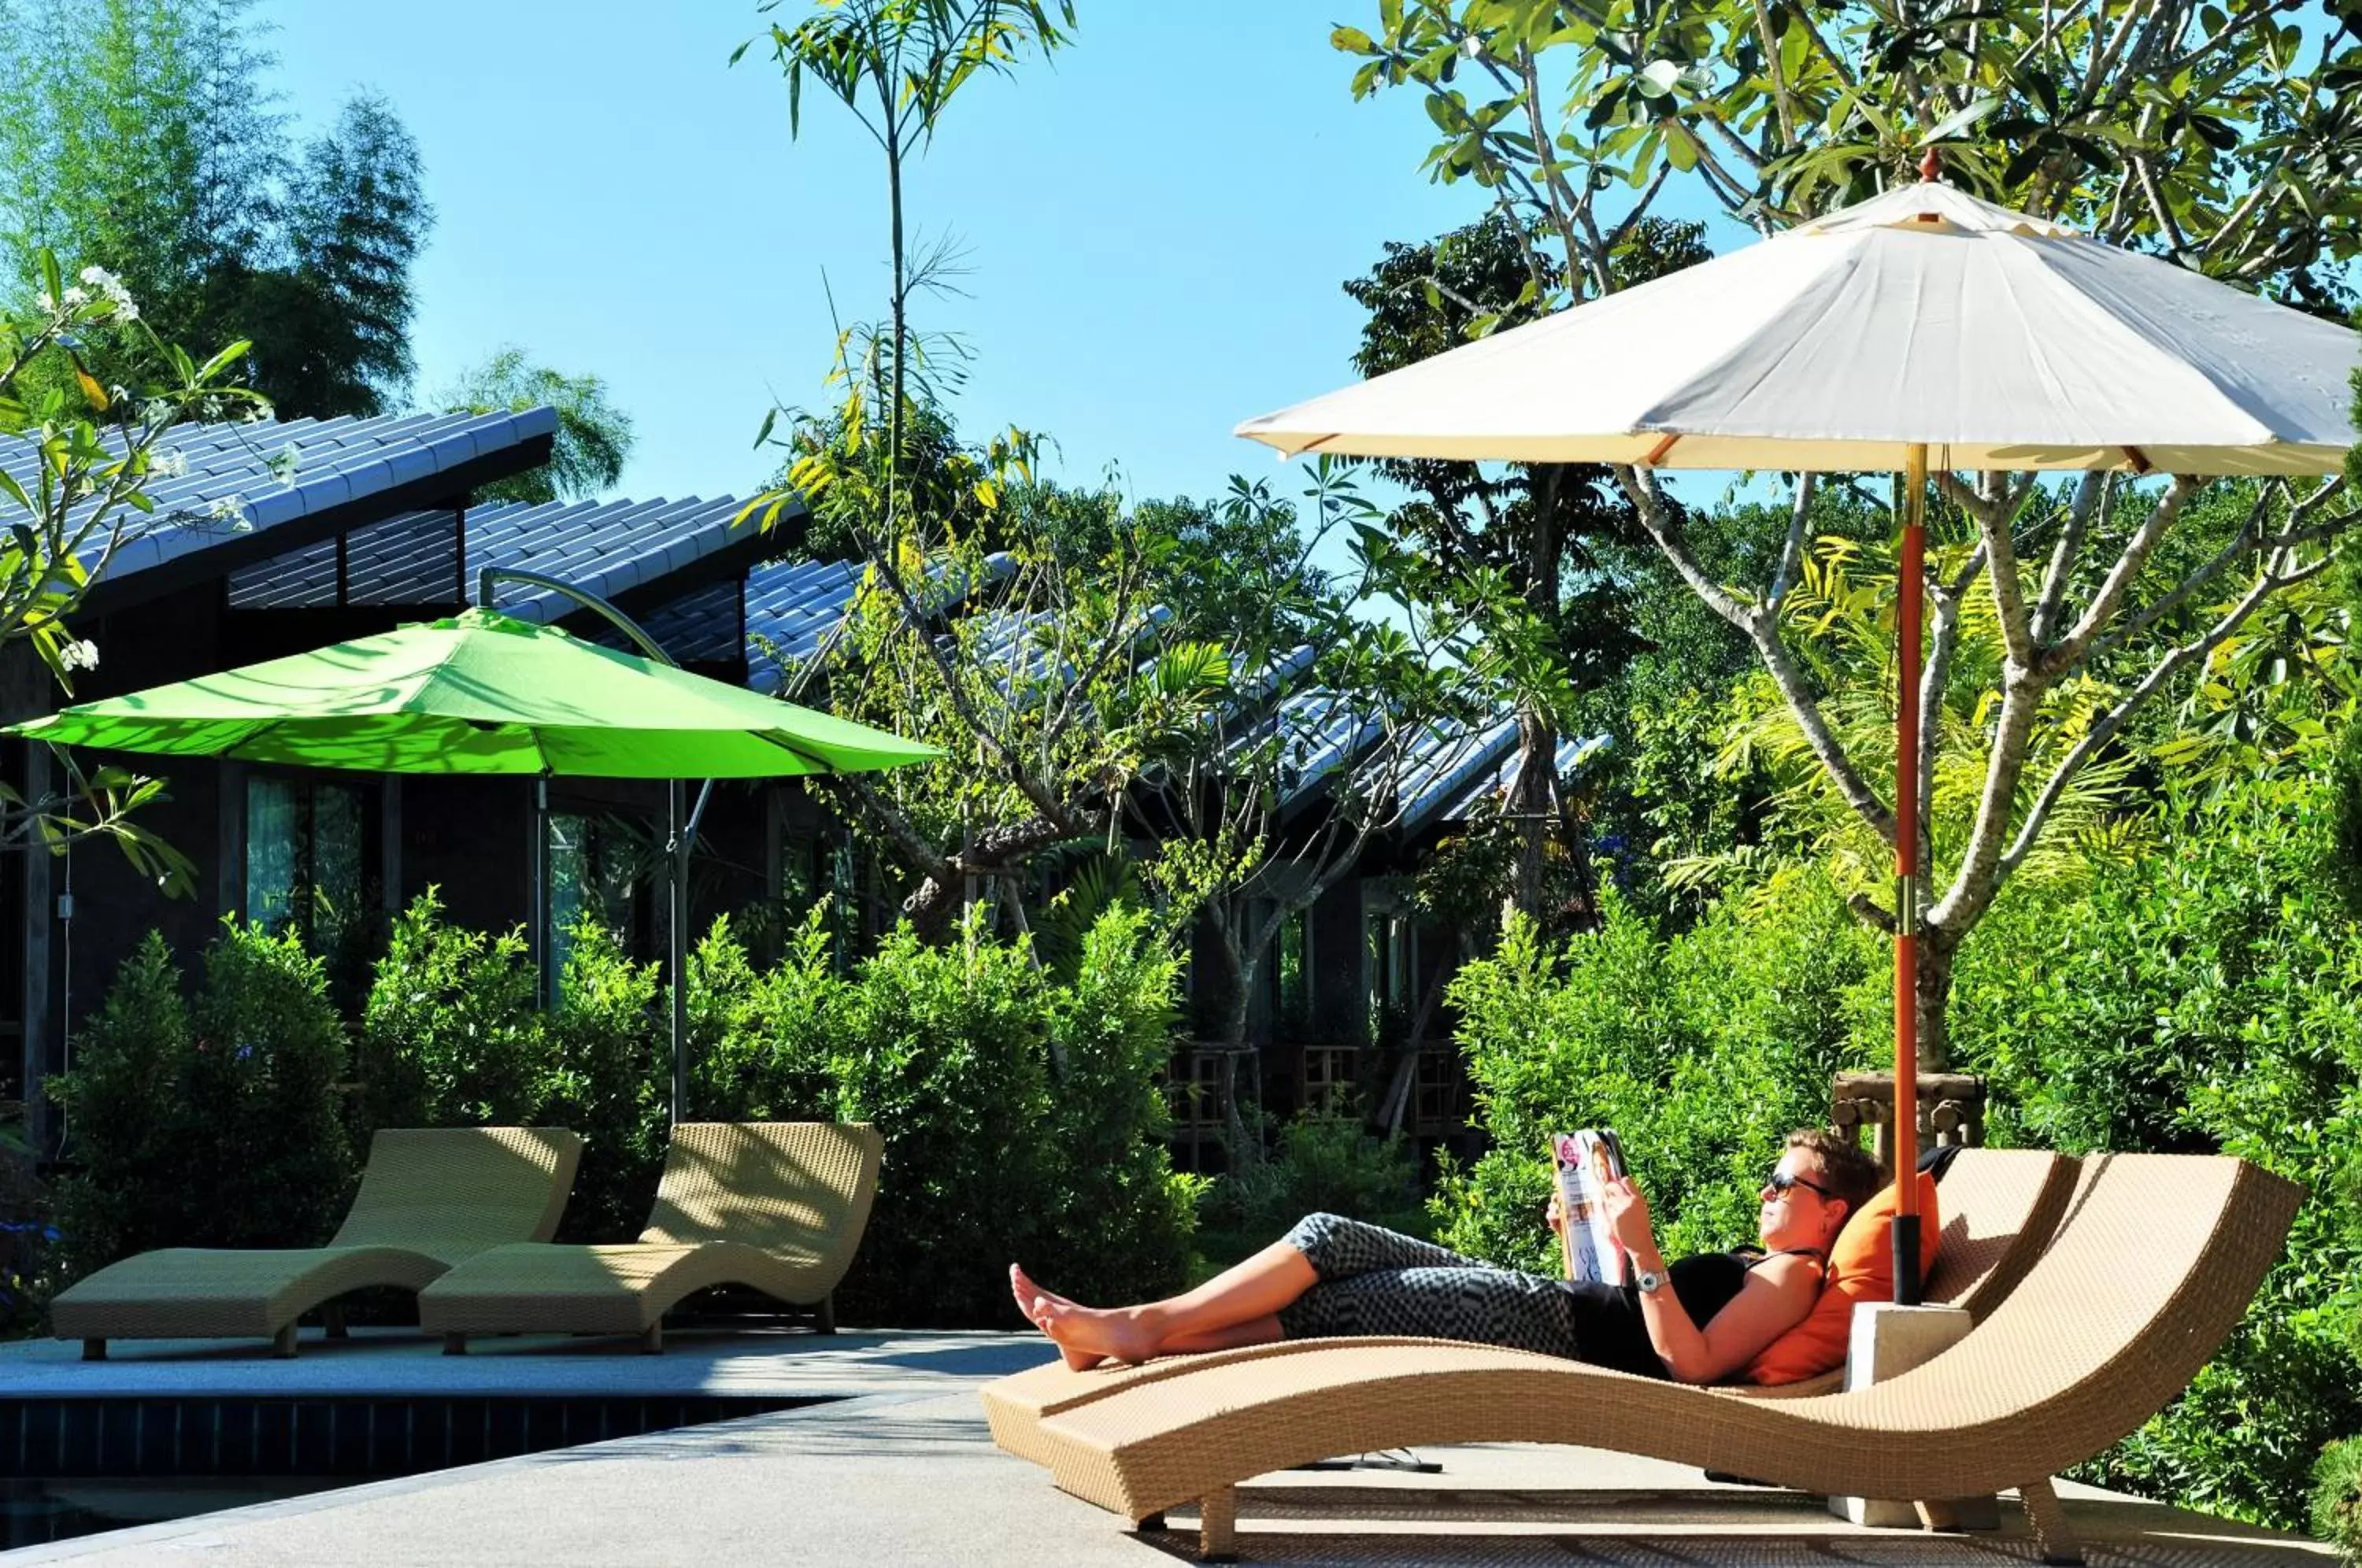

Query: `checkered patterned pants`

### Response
(1273, 1212, 1604, 1362)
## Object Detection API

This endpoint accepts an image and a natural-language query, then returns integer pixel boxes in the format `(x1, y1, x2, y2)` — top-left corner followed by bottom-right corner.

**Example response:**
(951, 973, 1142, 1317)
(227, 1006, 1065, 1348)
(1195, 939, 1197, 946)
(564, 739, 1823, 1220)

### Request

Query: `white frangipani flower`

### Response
(76, 266, 137, 319)
(57, 638, 99, 671)
(151, 449, 188, 479)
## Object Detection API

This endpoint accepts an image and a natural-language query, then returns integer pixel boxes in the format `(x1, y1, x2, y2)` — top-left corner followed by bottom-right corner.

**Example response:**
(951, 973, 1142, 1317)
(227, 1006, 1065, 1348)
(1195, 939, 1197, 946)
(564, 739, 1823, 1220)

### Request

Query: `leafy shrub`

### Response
(1436, 877, 1881, 1274)
(50, 923, 353, 1280)
(541, 915, 665, 1243)
(1200, 1108, 1423, 1246)
(771, 905, 1200, 1326)
(825, 912, 1057, 1325)
(685, 910, 842, 1124)
(0, 1121, 56, 1340)
(354, 890, 550, 1133)
(1035, 907, 1202, 1304)
(2316, 1437, 2362, 1564)
(47, 900, 1198, 1331)
(1945, 772, 2362, 1528)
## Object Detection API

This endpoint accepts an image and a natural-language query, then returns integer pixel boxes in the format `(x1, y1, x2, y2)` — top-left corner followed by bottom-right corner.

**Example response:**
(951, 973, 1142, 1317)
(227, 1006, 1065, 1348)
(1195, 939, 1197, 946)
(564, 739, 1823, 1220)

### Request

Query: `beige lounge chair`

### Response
(52, 1126, 584, 1359)
(986, 1152, 2297, 1565)
(986, 1146, 2080, 1463)
(419, 1121, 883, 1354)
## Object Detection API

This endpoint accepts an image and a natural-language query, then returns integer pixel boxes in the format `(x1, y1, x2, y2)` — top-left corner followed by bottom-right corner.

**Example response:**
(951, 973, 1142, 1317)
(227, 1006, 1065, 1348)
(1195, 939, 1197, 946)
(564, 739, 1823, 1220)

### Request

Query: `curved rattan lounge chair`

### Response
(419, 1121, 882, 1354)
(989, 1152, 2297, 1565)
(52, 1126, 584, 1359)
(985, 1147, 2080, 1465)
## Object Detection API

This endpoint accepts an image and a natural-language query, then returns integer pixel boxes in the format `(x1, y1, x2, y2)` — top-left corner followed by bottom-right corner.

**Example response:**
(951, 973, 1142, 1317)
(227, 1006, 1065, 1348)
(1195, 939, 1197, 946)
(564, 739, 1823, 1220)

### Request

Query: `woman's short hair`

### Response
(1784, 1127, 1885, 1217)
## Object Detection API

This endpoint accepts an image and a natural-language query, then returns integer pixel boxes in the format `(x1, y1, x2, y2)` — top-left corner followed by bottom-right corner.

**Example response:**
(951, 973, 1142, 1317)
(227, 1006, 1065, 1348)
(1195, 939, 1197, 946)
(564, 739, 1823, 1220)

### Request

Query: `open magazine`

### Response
(1550, 1129, 1629, 1285)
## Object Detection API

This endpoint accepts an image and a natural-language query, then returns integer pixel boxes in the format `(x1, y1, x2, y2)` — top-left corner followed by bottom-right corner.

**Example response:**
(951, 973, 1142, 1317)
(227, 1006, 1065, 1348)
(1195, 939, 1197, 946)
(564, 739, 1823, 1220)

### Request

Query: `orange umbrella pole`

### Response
(1893, 444, 1927, 1306)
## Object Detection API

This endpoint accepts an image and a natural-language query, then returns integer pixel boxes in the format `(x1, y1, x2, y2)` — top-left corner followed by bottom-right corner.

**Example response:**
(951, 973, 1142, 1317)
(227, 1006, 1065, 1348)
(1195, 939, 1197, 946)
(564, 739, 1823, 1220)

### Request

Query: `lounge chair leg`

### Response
(442, 1334, 468, 1356)
(2018, 1478, 2082, 1566)
(641, 1324, 663, 1355)
(1198, 1485, 1237, 1562)
(271, 1324, 298, 1359)
(814, 1294, 835, 1335)
(81, 1338, 105, 1362)
(324, 1304, 348, 1340)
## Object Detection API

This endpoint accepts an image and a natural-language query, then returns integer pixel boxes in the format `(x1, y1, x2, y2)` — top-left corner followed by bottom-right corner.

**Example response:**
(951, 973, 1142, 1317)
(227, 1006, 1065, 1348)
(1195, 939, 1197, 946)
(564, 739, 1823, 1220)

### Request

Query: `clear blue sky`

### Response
(255, 2, 1744, 520)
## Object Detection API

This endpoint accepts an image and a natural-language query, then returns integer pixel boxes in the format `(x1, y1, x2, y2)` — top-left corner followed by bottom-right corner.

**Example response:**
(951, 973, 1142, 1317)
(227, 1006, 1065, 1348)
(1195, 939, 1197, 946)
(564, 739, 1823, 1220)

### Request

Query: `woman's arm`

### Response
(1604, 1179, 1821, 1385)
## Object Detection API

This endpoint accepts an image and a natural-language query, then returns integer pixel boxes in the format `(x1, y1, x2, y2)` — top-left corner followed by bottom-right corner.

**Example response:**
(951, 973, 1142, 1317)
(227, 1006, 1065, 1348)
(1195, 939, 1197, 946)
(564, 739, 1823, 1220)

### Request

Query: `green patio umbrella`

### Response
(6, 607, 938, 777)
(9, 601, 939, 1124)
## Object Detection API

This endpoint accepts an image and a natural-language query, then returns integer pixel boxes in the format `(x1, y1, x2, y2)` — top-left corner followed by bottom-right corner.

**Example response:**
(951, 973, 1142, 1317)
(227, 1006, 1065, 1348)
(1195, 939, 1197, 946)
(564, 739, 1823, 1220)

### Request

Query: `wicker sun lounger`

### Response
(418, 1121, 883, 1354)
(52, 1126, 584, 1359)
(986, 1147, 2080, 1465)
(987, 1152, 2297, 1565)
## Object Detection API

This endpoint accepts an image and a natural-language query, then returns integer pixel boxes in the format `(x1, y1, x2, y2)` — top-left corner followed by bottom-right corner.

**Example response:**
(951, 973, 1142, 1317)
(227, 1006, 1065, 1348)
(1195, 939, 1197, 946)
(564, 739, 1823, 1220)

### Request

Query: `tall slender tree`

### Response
(442, 348, 636, 506)
(0, 0, 432, 419)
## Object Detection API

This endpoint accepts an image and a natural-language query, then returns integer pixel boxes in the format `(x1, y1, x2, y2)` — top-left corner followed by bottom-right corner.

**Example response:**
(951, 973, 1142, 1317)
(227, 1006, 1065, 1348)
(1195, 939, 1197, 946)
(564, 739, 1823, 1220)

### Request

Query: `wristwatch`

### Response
(1634, 1267, 1667, 1296)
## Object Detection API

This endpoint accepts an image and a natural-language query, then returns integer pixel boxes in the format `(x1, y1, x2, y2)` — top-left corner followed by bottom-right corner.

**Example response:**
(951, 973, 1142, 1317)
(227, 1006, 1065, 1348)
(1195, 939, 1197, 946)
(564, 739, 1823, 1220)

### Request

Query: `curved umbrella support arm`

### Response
(476, 568, 675, 668)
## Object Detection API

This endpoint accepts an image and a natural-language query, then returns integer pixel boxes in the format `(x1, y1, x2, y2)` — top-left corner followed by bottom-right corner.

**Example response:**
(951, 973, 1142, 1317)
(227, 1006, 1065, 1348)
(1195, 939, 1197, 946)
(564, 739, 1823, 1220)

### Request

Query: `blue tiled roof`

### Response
(473, 496, 762, 624)
(53, 409, 558, 586)
(1395, 715, 1522, 832)
(744, 557, 864, 693)
(740, 552, 1016, 696)
(1232, 690, 1390, 812)
(227, 492, 769, 622)
(1437, 733, 1611, 823)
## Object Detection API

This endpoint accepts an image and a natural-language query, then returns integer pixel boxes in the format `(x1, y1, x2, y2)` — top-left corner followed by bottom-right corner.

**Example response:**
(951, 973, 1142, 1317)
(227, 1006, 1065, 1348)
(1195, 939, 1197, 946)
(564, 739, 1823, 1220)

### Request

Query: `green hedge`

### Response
(1944, 775, 2362, 1531)
(50, 923, 354, 1278)
(1435, 873, 1882, 1273)
(1439, 768, 2362, 1540)
(55, 896, 1198, 1331)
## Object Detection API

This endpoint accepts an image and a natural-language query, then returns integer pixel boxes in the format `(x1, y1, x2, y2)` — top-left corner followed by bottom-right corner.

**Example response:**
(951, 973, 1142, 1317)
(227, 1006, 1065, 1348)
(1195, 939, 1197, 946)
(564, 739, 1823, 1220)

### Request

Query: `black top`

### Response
(1563, 1247, 1823, 1379)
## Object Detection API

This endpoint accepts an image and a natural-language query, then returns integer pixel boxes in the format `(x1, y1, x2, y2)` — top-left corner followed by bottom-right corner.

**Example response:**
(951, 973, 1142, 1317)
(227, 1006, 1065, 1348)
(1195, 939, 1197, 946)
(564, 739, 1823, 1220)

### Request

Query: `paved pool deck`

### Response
(0, 1328, 2334, 1566)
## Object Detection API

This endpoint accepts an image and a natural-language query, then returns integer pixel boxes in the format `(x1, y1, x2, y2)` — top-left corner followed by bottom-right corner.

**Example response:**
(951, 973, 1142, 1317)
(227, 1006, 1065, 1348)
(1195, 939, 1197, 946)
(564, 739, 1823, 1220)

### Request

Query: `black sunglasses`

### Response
(1764, 1170, 1835, 1200)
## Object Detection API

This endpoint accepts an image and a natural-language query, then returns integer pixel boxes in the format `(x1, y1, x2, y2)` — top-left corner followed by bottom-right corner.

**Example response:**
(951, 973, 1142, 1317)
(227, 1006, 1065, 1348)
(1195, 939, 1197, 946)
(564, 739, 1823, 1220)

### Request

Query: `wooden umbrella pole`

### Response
(1893, 443, 1927, 1305)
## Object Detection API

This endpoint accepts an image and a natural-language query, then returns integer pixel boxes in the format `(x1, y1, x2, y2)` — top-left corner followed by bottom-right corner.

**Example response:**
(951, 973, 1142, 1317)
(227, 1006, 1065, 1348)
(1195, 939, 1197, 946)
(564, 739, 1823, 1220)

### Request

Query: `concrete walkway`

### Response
(2, 1331, 2335, 1566)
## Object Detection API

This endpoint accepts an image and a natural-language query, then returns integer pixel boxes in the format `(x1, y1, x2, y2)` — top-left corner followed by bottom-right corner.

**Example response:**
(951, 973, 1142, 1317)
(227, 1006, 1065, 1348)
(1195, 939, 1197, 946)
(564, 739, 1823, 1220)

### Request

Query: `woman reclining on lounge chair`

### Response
(1011, 1129, 1883, 1382)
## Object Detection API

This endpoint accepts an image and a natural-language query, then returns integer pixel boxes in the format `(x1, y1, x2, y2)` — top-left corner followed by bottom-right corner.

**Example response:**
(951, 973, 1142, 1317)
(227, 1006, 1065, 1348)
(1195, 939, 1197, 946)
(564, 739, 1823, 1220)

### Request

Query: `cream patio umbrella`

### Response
(1236, 164, 2360, 1300)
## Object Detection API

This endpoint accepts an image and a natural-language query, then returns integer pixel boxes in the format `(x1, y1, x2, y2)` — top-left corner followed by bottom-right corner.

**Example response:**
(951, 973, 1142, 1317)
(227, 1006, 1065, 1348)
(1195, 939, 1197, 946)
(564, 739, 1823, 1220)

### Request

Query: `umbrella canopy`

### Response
(4, 608, 940, 777)
(1238, 179, 2359, 475)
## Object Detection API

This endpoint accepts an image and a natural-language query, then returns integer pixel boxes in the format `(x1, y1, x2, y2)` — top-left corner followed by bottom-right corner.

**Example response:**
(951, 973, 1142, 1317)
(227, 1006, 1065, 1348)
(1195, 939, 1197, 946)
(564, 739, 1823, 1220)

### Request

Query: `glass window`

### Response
(546, 812, 642, 982)
(1271, 905, 1309, 1034)
(245, 775, 369, 969)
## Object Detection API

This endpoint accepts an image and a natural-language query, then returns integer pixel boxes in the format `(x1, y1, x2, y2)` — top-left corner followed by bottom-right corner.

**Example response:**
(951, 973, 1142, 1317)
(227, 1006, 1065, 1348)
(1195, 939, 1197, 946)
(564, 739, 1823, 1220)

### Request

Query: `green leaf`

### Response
(195, 341, 254, 383)
(1664, 119, 1701, 172)
(1331, 25, 1376, 54)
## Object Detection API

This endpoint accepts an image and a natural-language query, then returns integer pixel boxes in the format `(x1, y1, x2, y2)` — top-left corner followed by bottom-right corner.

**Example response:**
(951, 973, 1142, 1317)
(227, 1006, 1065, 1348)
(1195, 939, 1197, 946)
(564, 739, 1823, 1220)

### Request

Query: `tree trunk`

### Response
(1506, 471, 1567, 926)
(900, 875, 961, 942)
(1506, 706, 1556, 926)
(1915, 927, 1958, 1073)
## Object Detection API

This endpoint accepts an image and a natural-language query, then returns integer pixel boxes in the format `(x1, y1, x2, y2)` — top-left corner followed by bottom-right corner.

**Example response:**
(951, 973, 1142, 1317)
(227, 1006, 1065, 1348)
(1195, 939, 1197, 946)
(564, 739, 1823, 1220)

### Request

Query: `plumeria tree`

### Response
(0, 251, 263, 893)
(1337, 2, 2362, 1065)
(1128, 466, 1484, 1048)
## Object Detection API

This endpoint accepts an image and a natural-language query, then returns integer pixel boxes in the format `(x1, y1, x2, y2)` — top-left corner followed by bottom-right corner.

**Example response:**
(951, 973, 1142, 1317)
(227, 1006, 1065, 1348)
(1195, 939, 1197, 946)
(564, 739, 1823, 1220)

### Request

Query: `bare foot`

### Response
(1009, 1263, 1078, 1324)
(1009, 1263, 1155, 1370)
